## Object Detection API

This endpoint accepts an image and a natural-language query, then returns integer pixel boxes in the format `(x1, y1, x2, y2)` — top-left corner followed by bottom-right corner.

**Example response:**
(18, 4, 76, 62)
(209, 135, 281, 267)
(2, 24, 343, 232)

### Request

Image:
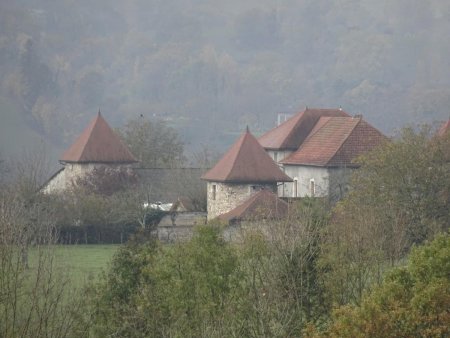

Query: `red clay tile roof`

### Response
(281, 117, 387, 167)
(258, 108, 350, 150)
(217, 189, 288, 223)
(438, 119, 450, 137)
(60, 112, 137, 163)
(201, 128, 292, 183)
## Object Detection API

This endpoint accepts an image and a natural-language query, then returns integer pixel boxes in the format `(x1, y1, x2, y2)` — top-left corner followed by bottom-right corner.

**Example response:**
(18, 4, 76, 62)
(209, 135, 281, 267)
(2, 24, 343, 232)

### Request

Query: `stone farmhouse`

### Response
(43, 108, 387, 227)
(259, 108, 387, 200)
(42, 112, 137, 194)
(203, 108, 387, 221)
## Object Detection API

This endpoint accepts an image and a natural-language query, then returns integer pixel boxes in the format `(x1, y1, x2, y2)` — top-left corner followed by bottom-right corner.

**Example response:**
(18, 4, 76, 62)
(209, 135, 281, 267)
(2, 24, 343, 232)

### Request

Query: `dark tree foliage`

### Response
(306, 233, 450, 338)
(75, 166, 138, 196)
(320, 126, 450, 307)
(86, 201, 331, 337)
(2, 0, 450, 155)
(118, 116, 185, 168)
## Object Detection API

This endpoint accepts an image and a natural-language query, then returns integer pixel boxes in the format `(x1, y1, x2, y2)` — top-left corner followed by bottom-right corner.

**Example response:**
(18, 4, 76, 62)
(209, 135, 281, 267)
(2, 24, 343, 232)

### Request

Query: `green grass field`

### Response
(29, 244, 120, 288)
(58, 245, 120, 286)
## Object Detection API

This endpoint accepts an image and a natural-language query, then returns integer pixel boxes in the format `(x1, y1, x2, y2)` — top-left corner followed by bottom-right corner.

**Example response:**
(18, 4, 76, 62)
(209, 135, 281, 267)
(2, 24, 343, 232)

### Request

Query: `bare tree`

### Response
(234, 199, 329, 336)
(0, 145, 87, 337)
(0, 184, 86, 337)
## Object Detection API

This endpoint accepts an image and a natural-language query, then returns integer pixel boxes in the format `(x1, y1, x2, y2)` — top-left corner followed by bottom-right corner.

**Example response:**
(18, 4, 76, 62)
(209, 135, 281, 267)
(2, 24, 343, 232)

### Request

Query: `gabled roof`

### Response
(281, 116, 387, 167)
(258, 108, 350, 151)
(60, 112, 137, 164)
(438, 119, 450, 137)
(201, 128, 292, 183)
(217, 189, 288, 223)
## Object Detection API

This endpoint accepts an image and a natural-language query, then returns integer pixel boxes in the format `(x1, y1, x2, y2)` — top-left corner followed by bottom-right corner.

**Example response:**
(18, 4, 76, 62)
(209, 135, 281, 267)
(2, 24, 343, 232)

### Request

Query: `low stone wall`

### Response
(155, 212, 207, 243)
(158, 212, 207, 227)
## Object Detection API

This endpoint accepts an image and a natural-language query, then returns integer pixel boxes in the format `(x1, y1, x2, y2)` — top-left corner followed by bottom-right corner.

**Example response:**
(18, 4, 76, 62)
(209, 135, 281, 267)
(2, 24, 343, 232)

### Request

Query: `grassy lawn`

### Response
(29, 244, 120, 289)
(58, 245, 120, 286)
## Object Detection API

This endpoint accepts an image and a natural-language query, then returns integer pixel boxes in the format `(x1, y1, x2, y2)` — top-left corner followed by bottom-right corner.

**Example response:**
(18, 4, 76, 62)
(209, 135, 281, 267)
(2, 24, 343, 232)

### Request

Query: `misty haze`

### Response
(1, 0, 450, 161)
(1, 1, 450, 337)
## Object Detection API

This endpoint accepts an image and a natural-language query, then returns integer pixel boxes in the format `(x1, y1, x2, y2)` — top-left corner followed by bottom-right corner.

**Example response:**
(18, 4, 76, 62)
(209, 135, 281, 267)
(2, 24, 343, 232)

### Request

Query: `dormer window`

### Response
(273, 151, 278, 162)
(250, 185, 264, 193)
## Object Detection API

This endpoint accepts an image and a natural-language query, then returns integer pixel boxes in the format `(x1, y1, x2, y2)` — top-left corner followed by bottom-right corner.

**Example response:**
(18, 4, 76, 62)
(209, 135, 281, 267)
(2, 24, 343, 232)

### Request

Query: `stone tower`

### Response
(43, 112, 137, 193)
(201, 128, 292, 220)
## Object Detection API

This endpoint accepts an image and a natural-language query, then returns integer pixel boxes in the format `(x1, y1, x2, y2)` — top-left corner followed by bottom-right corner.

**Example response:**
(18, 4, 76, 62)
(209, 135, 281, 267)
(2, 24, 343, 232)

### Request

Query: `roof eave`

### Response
(263, 146, 297, 151)
(202, 178, 292, 183)
(60, 160, 138, 165)
(281, 162, 359, 169)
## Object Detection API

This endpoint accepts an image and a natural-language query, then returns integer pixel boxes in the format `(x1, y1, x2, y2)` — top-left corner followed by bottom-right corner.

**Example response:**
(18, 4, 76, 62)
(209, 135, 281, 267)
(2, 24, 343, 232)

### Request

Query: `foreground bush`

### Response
(306, 233, 450, 338)
(0, 187, 87, 338)
(87, 200, 329, 337)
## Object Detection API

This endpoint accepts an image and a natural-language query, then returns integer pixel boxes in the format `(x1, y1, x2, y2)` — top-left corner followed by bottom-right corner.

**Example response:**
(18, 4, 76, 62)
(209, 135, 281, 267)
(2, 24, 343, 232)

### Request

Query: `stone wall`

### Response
(206, 182, 276, 220)
(43, 163, 132, 194)
(158, 212, 207, 227)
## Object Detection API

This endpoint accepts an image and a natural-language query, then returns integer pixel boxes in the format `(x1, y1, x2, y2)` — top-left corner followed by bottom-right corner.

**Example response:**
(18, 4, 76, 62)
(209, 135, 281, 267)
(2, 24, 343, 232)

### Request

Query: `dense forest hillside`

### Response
(1, 0, 450, 158)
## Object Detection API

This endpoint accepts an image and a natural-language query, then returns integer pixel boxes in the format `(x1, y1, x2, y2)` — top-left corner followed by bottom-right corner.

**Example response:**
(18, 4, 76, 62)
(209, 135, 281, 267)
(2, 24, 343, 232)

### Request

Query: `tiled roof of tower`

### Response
(258, 108, 350, 150)
(60, 112, 137, 163)
(281, 116, 387, 167)
(217, 189, 288, 223)
(201, 128, 292, 183)
(438, 119, 450, 136)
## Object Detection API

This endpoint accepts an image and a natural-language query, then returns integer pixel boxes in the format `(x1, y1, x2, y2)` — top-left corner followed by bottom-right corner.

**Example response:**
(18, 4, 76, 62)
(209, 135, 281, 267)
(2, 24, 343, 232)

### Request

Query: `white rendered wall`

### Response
(281, 165, 330, 197)
(266, 150, 293, 163)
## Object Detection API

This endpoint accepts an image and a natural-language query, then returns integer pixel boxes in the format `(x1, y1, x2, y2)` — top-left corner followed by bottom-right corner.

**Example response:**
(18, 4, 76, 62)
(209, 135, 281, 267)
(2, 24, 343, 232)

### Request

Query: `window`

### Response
(310, 179, 315, 197)
(212, 184, 216, 200)
(293, 178, 298, 197)
(273, 151, 278, 162)
(250, 185, 264, 193)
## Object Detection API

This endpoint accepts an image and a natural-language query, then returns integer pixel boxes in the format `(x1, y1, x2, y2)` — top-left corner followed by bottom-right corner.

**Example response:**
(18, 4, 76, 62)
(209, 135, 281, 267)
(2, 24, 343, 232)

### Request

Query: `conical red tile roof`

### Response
(201, 128, 292, 183)
(60, 112, 137, 163)
(258, 108, 350, 150)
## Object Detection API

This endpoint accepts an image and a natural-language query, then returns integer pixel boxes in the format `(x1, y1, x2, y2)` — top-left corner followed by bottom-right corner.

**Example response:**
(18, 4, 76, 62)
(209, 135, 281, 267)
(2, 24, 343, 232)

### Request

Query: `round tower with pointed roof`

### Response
(201, 128, 292, 220)
(43, 112, 137, 193)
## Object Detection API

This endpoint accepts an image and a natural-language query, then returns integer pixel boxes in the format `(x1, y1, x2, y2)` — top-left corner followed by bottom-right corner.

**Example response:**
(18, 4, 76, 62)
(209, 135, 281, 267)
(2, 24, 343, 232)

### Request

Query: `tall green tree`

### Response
(306, 233, 450, 338)
(119, 116, 185, 168)
(320, 125, 450, 306)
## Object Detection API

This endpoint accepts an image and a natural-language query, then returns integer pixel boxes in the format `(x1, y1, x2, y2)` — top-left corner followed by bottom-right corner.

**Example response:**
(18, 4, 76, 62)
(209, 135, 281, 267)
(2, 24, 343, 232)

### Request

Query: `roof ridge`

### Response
(327, 117, 361, 165)
(302, 115, 331, 143)
(202, 129, 292, 182)
(280, 110, 305, 148)
(80, 117, 100, 159)
(231, 131, 250, 174)
(280, 116, 331, 164)
(61, 113, 137, 163)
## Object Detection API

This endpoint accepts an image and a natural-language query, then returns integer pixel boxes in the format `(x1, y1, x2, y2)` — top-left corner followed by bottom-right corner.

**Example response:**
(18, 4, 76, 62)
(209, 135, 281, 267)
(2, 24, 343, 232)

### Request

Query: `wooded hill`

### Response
(1, 0, 450, 157)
